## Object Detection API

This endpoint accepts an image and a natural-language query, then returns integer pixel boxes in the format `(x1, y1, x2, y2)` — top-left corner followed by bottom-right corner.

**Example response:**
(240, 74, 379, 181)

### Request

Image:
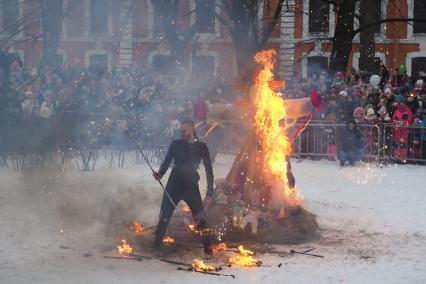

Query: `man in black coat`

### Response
(153, 120, 214, 254)
(338, 120, 363, 166)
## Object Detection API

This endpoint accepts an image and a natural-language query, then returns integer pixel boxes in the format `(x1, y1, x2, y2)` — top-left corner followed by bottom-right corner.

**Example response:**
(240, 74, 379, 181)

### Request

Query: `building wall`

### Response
(2, 0, 426, 79)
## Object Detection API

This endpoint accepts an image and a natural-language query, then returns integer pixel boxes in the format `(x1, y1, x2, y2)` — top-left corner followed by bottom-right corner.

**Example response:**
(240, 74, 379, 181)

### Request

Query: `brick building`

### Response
(1, 0, 426, 80)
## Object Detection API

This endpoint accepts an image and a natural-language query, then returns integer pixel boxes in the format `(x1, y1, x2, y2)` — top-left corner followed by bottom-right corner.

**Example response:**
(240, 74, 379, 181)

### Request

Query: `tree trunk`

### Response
(329, 0, 356, 75)
(39, 0, 63, 69)
(359, 0, 376, 73)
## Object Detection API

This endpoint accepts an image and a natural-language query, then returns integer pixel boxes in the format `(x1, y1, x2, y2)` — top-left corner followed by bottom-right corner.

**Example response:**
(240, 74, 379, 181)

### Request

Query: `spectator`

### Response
(337, 120, 363, 166)
(392, 95, 413, 160)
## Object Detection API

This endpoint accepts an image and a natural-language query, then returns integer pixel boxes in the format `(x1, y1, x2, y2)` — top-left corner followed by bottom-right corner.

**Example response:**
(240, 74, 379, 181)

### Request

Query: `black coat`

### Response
(338, 125, 362, 152)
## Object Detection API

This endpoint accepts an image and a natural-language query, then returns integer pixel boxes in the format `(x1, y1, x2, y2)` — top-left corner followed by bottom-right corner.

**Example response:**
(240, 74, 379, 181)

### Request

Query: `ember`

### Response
(212, 242, 227, 254)
(162, 236, 175, 245)
(117, 240, 133, 256)
(228, 245, 262, 267)
(130, 222, 145, 234)
(192, 259, 219, 272)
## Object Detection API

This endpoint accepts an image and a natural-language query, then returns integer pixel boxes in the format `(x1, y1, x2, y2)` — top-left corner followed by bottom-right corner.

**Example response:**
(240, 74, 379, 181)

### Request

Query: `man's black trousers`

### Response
(155, 168, 210, 248)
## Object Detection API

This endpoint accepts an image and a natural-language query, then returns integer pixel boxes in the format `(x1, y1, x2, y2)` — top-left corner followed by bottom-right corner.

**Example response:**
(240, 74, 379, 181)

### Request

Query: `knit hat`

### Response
(395, 95, 406, 103)
(365, 107, 377, 120)
(339, 90, 348, 97)
(384, 87, 392, 95)
(353, 106, 365, 118)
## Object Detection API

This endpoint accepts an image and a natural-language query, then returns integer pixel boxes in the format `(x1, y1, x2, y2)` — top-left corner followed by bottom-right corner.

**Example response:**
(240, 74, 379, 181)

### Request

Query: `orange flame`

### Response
(228, 245, 261, 267)
(162, 236, 175, 245)
(117, 239, 133, 256)
(253, 49, 302, 208)
(212, 242, 227, 254)
(131, 222, 145, 234)
(192, 259, 218, 272)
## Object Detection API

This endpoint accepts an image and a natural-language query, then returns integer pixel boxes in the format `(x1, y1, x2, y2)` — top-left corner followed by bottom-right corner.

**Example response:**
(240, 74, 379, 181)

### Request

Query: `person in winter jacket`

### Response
(337, 120, 363, 166)
(392, 95, 413, 160)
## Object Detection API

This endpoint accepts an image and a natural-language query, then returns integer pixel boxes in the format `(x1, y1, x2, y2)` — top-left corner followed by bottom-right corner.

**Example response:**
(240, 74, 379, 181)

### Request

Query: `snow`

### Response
(0, 154, 425, 284)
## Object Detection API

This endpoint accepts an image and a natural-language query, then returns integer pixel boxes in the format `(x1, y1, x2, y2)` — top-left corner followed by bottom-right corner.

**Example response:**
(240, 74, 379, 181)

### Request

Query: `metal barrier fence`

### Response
(219, 121, 426, 163)
(0, 112, 425, 171)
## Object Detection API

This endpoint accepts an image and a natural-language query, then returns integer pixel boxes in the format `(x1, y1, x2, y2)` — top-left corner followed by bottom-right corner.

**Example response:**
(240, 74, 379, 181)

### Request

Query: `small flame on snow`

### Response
(212, 242, 227, 254)
(131, 222, 145, 234)
(117, 239, 133, 256)
(228, 245, 261, 267)
(162, 236, 175, 245)
(192, 259, 218, 272)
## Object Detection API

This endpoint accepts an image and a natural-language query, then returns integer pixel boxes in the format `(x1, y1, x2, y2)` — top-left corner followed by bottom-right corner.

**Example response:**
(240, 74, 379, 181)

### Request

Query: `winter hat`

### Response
(395, 94, 406, 103)
(384, 87, 392, 95)
(353, 106, 365, 118)
(339, 90, 348, 97)
(416, 79, 424, 89)
(310, 90, 324, 112)
(378, 106, 387, 114)
(365, 107, 377, 120)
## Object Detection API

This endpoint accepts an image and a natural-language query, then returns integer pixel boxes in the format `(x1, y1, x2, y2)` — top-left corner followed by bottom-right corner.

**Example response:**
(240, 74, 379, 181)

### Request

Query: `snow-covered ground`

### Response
(0, 154, 425, 284)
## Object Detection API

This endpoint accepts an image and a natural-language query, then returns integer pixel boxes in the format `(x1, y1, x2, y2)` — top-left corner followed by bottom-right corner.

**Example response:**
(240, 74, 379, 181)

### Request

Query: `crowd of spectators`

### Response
(1, 55, 425, 162)
(283, 61, 426, 162)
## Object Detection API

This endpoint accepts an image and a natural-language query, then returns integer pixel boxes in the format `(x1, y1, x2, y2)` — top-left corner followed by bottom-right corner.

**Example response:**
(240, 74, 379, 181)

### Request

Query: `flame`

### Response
(228, 245, 261, 267)
(162, 236, 175, 245)
(131, 222, 145, 234)
(252, 49, 302, 208)
(192, 259, 218, 272)
(117, 239, 133, 256)
(182, 206, 191, 213)
(212, 242, 227, 254)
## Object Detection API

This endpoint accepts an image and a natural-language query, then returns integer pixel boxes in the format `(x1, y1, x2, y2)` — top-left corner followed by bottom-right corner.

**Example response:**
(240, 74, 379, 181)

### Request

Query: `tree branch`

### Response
(353, 18, 426, 36)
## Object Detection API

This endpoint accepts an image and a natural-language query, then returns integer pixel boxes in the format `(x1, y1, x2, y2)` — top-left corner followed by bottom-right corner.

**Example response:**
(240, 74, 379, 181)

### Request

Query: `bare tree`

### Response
(215, 0, 284, 82)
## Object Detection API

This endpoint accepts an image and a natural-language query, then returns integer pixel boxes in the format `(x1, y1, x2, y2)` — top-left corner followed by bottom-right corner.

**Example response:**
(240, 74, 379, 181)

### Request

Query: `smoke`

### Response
(15, 160, 163, 239)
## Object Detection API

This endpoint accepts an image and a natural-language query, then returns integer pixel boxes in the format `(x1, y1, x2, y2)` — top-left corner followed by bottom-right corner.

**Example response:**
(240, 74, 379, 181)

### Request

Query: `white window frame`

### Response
(189, 0, 219, 41)
(352, 51, 386, 71)
(406, 51, 426, 76)
(0, 0, 24, 40)
(407, 0, 426, 39)
(84, 0, 113, 38)
(190, 47, 218, 77)
(85, 49, 112, 71)
(303, 0, 334, 39)
(301, 51, 331, 78)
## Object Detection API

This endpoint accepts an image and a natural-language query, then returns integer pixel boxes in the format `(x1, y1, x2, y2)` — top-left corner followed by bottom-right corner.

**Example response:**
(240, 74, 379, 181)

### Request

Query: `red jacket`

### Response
(392, 106, 413, 126)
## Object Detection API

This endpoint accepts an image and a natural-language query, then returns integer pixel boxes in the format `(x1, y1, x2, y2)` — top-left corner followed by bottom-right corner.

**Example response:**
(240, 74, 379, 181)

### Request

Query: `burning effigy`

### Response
(166, 49, 319, 246)
(201, 49, 319, 244)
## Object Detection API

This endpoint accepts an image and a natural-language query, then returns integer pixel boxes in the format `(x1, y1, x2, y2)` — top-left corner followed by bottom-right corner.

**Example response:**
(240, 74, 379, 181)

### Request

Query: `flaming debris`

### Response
(212, 242, 228, 254)
(117, 240, 133, 256)
(130, 222, 145, 234)
(192, 259, 220, 272)
(228, 245, 262, 267)
(162, 236, 175, 245)
(253, 49, 302, 208)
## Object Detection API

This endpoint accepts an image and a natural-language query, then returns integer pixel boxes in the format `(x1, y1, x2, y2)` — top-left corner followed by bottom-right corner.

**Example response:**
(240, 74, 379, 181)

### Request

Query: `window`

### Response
(195, 0, 215, 33)
(52, 54, 64, 68)
(89, 54, 108, 71)
(152, 55, 178, 71)
(307, 56, 328, 77)
(2, 0, 19, 31)
(308, 0, 329, 34)
(90, 0, 108, 33)
(152, 4, 164, 33)
(414, 0, 426, 34)
(371, 1, 382, 34)
(411, 57, 426, 78)
(192, 55, 215, 79)
(357, 56, 382, 73)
